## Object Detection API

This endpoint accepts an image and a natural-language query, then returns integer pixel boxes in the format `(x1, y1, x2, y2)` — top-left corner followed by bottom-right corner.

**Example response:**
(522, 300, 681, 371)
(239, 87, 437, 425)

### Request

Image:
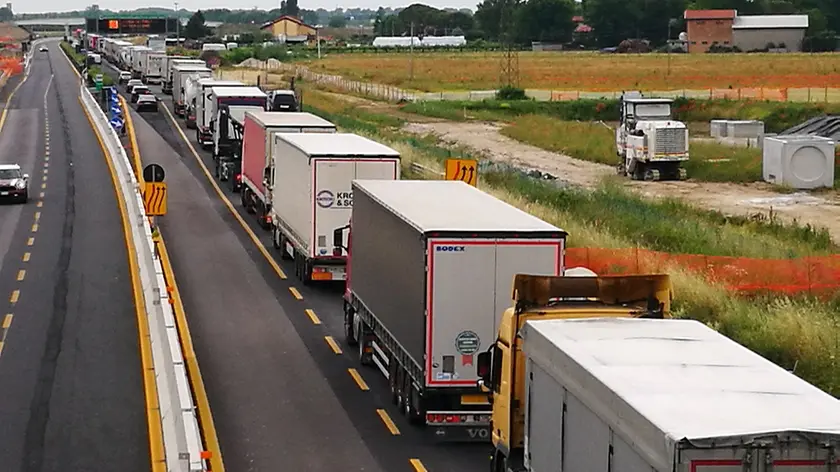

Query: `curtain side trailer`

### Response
(519, 317, 840, 472)
(343, 179, 566, 442)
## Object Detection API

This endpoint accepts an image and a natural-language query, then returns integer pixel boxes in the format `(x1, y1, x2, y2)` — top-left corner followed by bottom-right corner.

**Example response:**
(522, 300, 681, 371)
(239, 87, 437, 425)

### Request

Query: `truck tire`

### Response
(403, 377, 424, 425)
(343, 302, 358, 346)
(277, 232, 292, 260)
(389, 358, 400, 405)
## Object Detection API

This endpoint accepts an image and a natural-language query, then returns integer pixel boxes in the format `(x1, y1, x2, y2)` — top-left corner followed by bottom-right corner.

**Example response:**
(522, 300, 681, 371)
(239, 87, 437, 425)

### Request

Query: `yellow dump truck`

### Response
(475, 273, 673, 472)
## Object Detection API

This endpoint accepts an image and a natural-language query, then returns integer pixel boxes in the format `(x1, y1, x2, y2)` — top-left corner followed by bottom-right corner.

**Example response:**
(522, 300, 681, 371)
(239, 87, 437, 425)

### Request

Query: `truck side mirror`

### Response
(263, 167, 271, 183)
(333, 224, 350, 252)
(22, 174, 29, 180)
(477, 351, 492, 384)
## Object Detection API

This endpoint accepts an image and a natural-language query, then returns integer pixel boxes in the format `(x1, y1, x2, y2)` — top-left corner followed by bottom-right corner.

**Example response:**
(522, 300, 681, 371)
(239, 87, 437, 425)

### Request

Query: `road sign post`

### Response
(94, 73, 103, 92)
(444, 158, 478, 187)
(141, 164, 167, 216)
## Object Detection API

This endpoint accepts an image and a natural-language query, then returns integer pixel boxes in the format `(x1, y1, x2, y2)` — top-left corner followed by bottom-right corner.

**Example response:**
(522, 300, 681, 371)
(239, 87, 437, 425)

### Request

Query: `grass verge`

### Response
(301, 87, 840, 395)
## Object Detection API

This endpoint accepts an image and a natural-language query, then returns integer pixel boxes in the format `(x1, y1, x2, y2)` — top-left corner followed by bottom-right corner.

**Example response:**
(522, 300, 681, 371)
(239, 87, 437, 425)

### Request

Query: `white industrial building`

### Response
(372, 35, 466, 47)
(732, 15, 809, 51)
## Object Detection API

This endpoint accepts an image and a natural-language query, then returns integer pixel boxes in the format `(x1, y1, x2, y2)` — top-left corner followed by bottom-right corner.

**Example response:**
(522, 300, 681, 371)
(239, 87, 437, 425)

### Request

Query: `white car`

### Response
(118, 71, 132, 85)
(136, 94, 158, 112)
(126, 79, 143, 93)
(39, 46, 48, 52)
(0, 163, 29, 203)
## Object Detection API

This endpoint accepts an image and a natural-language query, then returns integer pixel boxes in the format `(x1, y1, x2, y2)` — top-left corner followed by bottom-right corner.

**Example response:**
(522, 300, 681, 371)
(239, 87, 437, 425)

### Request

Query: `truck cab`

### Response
(616, 93, 689, 181)
(476, 273, 672, 472)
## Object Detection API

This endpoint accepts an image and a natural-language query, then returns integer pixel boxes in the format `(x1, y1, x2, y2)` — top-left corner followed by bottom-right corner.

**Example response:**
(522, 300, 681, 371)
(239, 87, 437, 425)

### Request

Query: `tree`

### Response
(185, 10, 208, 39)
(281, 0, 300, 18)
(328, 15, 347, 28)
(475, 0, 521, 41)
(374, 7, 386, 34)
(514, 0, 575, 43)
(0, 6, 12, 22)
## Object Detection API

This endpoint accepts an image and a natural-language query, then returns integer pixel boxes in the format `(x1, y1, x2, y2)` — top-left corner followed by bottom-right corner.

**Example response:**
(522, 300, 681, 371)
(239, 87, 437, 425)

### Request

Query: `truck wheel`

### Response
(643, 168, 661, 181)
(678, 167, 688, 181)
(402, 377, 424, 425)
(358, 332, 373, 366)
(272, 227, 281, 249)
(240, 187, 248, 208)
(278, 233, 292, 260)
(343, 302, 358, 346)
(389, 360, 400, 405)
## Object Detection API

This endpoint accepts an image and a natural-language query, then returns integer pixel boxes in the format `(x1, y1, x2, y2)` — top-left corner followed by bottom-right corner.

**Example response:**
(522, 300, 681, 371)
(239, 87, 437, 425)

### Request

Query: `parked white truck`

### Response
(240, 111, 337, 227)
(172, 64, 212, 117)
(616, 92, 689, 181)
(207, 86, 267, 160)
(130, 46, 153, 79)
(143, 53, 167, 84)
(490, 316, 840, 472)
(194, 79, 246, 147)
(343, 179, 566, 441)
(162, 57, 201, 95)
(270, 134, 401, 284)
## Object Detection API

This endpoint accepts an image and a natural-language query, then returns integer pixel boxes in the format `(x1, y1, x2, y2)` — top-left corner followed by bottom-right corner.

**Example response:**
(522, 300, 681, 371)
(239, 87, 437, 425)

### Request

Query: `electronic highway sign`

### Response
(85, 18, 178, 34)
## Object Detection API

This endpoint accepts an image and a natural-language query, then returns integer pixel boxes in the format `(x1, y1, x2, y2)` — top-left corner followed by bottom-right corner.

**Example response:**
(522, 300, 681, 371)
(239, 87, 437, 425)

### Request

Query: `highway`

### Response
(0, 42, 149, 472)
(106, 62, 489, 470)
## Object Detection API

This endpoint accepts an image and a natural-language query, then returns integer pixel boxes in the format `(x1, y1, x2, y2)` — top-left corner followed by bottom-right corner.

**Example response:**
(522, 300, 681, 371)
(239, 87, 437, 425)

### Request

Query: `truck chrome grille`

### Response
(654, 128, 686, 154)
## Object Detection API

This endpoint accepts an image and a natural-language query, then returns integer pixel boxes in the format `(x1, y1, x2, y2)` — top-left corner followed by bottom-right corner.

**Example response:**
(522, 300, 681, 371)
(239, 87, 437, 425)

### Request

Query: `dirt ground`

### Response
(320, 90, 840, 243)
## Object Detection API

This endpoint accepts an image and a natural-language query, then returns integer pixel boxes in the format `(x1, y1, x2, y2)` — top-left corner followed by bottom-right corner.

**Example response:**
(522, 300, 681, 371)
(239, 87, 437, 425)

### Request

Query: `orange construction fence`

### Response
(566, 247, 840, 296)
(0, 56, 23, 77)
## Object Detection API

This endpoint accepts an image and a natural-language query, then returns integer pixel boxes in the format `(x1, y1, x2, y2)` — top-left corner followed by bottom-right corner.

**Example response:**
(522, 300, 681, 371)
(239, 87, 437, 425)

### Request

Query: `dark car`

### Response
(136, 94, 158, 112)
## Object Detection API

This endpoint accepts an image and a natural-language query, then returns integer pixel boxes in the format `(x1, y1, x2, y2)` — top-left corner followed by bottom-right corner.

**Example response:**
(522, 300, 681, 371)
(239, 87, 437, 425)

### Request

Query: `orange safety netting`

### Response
(0, 57, 23, 76)
(566, 247, 840, 296)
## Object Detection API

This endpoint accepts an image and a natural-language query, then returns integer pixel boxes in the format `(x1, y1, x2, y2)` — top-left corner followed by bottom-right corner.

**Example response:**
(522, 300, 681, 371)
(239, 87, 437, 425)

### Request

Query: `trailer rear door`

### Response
(680, 446, 838, 472)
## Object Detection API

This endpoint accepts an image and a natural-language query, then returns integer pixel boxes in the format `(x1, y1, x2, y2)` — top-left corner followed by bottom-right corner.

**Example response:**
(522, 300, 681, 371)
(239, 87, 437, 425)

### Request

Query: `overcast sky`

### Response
(18, 0, 480, 13)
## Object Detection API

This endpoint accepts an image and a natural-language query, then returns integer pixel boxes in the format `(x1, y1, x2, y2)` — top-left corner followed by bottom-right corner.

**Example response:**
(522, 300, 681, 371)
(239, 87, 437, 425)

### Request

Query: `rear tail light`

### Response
(265, 215, 272, 224)
(478, 362, 490, 378)
(332, 247, 342, 256)
(235, 174, 242, 182)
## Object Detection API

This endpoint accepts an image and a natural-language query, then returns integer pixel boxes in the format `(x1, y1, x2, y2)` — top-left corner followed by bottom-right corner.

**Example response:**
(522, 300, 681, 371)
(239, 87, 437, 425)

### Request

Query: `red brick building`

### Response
(684, 9, 737, 53)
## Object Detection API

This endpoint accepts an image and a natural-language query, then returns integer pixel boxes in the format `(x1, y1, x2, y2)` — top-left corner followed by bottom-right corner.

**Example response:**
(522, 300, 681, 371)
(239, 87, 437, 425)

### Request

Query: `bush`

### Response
(496, 86, 527, 100)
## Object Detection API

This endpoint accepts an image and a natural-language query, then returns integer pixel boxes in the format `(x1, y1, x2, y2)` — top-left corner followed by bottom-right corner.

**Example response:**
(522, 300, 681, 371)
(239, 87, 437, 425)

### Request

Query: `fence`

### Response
(79, 83, 207, 471)
(230, 59, 840, 104)
(566, 247, 840, 296)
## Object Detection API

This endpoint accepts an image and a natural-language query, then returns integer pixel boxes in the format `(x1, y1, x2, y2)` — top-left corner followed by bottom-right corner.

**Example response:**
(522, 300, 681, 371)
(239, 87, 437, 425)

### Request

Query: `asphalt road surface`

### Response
(0, 41, 149, 472)
(108, 61, 490, 471)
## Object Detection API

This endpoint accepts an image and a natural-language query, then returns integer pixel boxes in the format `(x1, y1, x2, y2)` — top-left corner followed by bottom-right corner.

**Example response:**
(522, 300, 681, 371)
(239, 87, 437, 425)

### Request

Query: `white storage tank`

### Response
(763, 135, 835, 189)
(726, 119, 764, 138)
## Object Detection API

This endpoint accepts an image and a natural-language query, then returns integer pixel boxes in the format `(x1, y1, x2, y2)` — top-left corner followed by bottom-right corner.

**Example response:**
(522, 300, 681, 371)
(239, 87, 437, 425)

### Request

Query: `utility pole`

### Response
(316, 28, 321, 59)
(498, 0, 519, 90)
(174, 1, 180, 45)
(409, 21, 414, 81)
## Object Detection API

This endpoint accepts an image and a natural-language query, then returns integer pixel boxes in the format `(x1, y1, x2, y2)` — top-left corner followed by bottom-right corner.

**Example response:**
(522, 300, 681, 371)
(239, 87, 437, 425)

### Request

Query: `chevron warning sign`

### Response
(143, 182, 167, 216)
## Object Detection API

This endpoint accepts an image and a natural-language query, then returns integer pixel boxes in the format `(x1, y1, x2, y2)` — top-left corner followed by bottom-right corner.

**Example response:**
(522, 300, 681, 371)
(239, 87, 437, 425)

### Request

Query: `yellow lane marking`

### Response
(16, 270, 25, 281)
(289, 287, 303, 300)
(305, 309, 321, 325)
(10, 290, 19, 304)
(159, 102, 287, 280)
(40, 183, 45, 189)
(22, 253, 30, 262)
(36, 201, 42, 208)
(129, 98, 226, 472)
(348, 368, 370, 391)
(324, 336, 342, 354)
(0, 341, 4, 355)
(34, 211, 40, 220)
(410, 459, 428, 472)
(118, 94, 144, 184)
(39, 192, 44, 198)
(43, 168, 48, 174)
(26, 238, 33, 246)
(376, 409, 401, 435)
(42, 175, 47, 181)
(31, 224, 38, 232)
(44, 162, 48, 168)
(79, 95, 167, 472)
(0, 70, 30, 133)
(2, 314, 12, 329)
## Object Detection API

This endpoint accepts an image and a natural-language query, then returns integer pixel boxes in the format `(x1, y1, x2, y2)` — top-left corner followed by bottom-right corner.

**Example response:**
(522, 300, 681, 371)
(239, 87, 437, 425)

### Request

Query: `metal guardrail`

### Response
(78, 83, 205, 472)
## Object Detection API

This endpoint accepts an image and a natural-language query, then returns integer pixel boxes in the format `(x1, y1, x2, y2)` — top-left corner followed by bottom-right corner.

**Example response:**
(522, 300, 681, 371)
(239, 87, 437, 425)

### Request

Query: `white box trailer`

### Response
(143, 53, 167, 84)
(270, 134, 401, 284)
(207, 87, 267, 160)
(343, 179, 565, 441)
(195, 79, 246, 147)
(162, 57, 202, 94)
(241, 111, 336, 226)
(130, 46, 153, 79)
(520, 317, 840, 471)
(172, 64, 212, 116)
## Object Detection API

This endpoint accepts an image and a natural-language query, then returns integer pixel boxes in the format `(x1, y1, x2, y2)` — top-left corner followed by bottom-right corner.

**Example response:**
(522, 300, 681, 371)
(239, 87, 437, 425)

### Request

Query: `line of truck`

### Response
(85, 32, 840, 469)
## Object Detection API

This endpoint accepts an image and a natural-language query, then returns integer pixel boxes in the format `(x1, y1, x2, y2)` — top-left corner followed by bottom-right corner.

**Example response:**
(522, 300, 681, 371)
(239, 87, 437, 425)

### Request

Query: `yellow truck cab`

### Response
(476, 273, 673, 472)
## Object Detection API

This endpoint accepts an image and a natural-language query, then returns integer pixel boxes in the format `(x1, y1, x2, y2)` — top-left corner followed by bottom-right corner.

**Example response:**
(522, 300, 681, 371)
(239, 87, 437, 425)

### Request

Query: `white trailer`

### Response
(269, 134, 401, 284)
(520, 317, 840, 471)
(343, 179, 565, 441)
(130, 46, 153, 79)
(143, 53, 167, 84)
(162, 57, 202, 95)
(240, 111, 336, 227)
(194, 79, 245, 147)
(172, 64, 212, 117)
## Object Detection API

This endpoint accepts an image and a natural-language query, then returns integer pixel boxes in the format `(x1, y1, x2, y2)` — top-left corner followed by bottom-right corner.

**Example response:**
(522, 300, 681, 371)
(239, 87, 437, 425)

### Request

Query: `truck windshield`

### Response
(634, 103, 671, 119)
(0, 169, 21, 179)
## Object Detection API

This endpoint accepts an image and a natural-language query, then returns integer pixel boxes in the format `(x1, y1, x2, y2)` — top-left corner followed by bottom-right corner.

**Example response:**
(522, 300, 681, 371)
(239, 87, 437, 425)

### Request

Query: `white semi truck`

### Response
(162, 57, 202, 95)
(194, 79, 246, 148)
(172, 64, 212, 117)
(143, 53, 167, 84)
(343, 179, 566, 441)
(616, 92, 689, 181)
(207, 86, 267, 160)
(269, 134, 401, 284)
(492, 316, 840, 471)
(239, 111, 337, 227)
(130, 46, 153, 79)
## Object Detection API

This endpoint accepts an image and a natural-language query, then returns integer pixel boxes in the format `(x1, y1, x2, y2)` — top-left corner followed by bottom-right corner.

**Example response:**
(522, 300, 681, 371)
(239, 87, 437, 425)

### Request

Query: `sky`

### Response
(18, 0, 480, 14)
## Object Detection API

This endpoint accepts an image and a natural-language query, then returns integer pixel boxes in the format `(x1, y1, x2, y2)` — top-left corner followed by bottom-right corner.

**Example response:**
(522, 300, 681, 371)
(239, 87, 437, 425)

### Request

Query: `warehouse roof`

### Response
(523, 317, 840, 471)
(279, 133, 398, 157)
(353, 179, 567, 235)
(733, 14, 809, 29)
(248, 110, 335, 128)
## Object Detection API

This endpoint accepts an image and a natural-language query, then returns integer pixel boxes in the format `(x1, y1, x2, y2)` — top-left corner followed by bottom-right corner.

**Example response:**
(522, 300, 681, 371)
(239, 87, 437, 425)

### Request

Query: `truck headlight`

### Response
(15, 180, 25, 189)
